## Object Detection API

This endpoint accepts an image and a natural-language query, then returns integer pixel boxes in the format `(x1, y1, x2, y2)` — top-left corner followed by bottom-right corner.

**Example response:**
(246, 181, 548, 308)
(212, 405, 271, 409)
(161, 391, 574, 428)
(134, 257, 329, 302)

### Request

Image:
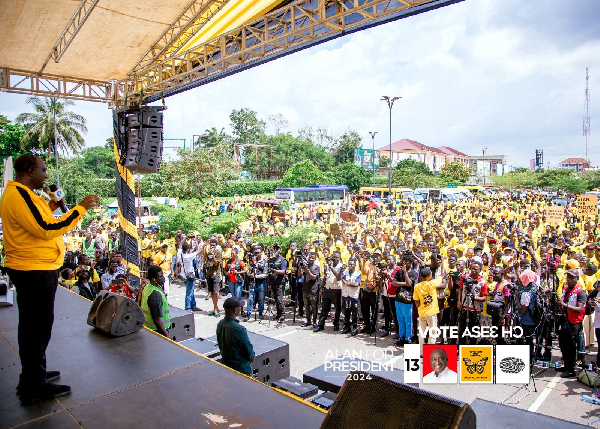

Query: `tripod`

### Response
(457, 286, 478, 345)
(260, 274, 275, 327)
(372, 269, 386, 345)
(503, 285, 547, 404)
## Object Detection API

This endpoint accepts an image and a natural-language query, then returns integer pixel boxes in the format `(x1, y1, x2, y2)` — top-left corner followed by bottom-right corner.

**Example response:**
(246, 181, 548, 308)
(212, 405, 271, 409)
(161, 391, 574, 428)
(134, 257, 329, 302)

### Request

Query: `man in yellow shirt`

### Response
(153, 244, 173, 296)
(413, 267, 446, 353)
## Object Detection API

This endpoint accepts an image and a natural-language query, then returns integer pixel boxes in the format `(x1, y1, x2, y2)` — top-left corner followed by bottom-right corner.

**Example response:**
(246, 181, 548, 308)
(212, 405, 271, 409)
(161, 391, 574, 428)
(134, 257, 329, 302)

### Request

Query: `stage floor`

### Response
(0, 287, 326, 429)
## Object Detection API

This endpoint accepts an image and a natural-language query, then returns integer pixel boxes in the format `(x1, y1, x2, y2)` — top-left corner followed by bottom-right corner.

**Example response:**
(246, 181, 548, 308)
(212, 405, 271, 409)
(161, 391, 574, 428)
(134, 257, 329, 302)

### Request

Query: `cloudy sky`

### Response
(1, 0, 599, 168)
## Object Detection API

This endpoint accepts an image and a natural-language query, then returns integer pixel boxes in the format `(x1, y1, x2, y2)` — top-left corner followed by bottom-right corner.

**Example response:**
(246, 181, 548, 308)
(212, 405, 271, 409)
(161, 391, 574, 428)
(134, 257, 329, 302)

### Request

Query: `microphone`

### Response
(49, 184, 69, 213)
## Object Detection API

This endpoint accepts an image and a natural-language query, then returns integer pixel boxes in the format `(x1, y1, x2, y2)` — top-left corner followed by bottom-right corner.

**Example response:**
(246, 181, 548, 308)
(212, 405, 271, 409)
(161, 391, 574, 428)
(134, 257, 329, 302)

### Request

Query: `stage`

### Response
(0, 287, 326, 428)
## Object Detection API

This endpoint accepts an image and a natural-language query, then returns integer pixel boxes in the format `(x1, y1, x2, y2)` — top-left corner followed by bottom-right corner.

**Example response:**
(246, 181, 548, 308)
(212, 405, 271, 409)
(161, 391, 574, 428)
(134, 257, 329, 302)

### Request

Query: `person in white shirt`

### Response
(422, 348, 457, 384)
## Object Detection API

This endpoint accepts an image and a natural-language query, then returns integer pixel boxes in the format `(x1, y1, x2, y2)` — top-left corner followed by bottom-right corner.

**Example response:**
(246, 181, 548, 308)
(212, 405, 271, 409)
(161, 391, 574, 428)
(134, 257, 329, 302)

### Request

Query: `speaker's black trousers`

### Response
(7, 268, 59, 389)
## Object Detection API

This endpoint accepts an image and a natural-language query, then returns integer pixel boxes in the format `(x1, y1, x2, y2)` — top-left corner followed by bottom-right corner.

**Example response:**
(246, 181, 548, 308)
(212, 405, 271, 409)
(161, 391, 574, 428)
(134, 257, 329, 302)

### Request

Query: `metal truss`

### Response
(40, 0, 101, 73)
(0, 68, 111, 103)
(0, 0, 461, 107)
(124, 0, 463, 106)
(128, 0, 231, 76)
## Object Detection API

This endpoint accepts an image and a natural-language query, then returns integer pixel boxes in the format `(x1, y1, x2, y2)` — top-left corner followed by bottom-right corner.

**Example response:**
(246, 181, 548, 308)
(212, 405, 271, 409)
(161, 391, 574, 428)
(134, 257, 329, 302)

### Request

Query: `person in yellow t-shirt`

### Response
(413, 266, 445, 352)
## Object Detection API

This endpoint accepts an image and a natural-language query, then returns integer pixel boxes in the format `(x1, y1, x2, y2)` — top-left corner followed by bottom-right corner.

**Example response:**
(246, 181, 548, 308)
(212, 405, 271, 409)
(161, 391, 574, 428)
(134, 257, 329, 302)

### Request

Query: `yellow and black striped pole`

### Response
(113, 136, 141, 292)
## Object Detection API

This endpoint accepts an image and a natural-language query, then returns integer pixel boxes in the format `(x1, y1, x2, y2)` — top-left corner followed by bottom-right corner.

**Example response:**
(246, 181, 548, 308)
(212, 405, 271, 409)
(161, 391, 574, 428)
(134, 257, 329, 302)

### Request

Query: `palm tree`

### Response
(197, 127, 228, 148)
(16, 97, 87, 160)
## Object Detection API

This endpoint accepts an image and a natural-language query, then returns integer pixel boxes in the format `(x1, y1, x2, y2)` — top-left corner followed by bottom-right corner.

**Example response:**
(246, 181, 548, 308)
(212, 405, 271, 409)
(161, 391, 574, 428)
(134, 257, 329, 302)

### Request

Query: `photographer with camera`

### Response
(294, 244, 312, 318)
(285, 241, 301, 311)
(246, 245, 268, 320)
(108, 274, 135, 299)
(299, 251, 320, 328)
(224, 247, 246, 302)
(392, 251, 417, 347)
(204, 238, 223, 317)
(315, 250, 344, 332)
(268, 244, 288, 323)
(556, 268, 586, 378)
(341, 258, 362, 335)
(457, 260, 488, 345)
(357, 249, 377, 334)
(485, 266, 510, 344)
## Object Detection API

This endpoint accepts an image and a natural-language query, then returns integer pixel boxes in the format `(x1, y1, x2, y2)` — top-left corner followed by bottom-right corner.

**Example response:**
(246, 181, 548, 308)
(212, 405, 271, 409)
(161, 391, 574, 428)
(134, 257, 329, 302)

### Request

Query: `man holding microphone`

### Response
(0, 155, 98, 405)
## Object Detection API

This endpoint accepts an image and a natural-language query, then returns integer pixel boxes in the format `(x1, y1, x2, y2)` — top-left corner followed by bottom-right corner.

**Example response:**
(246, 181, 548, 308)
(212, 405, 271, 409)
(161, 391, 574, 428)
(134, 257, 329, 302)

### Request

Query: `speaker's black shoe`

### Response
(19, 383, 71, 405)
(17, 371, 61, 395)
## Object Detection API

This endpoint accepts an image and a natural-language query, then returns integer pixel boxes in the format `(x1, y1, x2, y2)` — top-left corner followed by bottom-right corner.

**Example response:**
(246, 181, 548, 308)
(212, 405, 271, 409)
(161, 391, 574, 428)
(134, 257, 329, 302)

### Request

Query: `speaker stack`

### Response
(115, 106, 165, 174)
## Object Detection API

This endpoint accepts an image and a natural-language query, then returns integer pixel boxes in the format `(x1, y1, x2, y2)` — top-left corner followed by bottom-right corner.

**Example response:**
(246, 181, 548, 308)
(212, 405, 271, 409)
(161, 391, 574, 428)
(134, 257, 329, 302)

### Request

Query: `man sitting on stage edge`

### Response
(0, 154, 98, 405)
(217, 297, 255, 375)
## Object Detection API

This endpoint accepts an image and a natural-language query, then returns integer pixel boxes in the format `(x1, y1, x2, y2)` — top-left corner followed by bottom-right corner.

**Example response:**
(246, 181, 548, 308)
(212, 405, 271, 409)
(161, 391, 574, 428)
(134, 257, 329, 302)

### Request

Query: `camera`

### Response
(377, 261, 387, 271)
(325, 257, 332, 264)
(294, 250, 303, 257)
(463, 276, 476, 292)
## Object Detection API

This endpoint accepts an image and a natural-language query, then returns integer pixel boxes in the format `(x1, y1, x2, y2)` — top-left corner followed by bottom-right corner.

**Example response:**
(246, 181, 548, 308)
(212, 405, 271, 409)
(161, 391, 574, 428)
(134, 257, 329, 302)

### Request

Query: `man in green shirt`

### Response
(216, 297, 255, 375)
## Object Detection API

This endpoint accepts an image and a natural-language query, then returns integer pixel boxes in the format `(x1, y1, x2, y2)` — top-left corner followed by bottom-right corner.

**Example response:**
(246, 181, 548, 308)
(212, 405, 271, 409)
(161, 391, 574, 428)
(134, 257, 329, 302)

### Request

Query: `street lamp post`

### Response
(368, 131, 377, 186)
(381, 96, 401, 198)
(52, 97, 60, 186)
(481, 147, 488, 185)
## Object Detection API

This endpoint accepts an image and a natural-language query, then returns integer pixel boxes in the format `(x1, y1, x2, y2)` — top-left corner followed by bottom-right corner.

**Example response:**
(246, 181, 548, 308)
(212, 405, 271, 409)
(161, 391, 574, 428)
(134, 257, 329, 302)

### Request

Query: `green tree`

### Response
(331, 130, 363, 165)
(158, 144, 238, 200)
(229, 108, 266, 160)
(248, 133, 333, 174)
(197, 127, 229, 148)
(439, 161, 472, 184)
(0, 114, 10, 128)
(281, 160, 330, 188)
(393, 158, 433, 176)
(80, 146, 116, 178)
(329, 163, 370, 193)
(491, 171, 538, 189)
(46, 157, 101, 206)
(390, 158, 439, 188)
(16, 97, 87, 160)
(0, 123, 37, 175)
(584, 170, 600, 190)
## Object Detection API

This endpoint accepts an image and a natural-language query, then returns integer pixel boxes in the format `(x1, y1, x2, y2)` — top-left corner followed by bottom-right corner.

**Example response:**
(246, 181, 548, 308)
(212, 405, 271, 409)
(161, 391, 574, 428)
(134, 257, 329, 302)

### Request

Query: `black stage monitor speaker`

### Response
(321, 371, 476, 429)
(87, 291, 144, 337)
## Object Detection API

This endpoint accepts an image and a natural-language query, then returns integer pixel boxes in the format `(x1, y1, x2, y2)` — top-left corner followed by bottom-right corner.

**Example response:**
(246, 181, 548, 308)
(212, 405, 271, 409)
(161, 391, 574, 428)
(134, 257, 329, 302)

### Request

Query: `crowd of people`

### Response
(35, 189, 600, 380)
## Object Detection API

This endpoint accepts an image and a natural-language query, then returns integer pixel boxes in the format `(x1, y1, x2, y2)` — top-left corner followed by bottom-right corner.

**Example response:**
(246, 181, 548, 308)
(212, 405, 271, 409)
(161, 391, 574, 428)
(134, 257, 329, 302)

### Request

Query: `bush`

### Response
(252, 225, 321, 255)
(213, 180, 282, 197)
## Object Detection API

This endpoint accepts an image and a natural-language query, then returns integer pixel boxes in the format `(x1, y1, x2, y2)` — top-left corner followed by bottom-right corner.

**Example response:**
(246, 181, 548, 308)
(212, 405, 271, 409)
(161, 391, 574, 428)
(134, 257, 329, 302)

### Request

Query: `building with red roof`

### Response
(376, 139, 471, 173)
(558, 158, 591, 173)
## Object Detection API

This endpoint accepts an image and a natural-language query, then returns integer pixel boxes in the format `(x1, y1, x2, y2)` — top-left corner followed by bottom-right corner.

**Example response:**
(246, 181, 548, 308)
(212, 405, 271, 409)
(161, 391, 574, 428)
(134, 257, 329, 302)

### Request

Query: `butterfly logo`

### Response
(463, 357, 488, 374)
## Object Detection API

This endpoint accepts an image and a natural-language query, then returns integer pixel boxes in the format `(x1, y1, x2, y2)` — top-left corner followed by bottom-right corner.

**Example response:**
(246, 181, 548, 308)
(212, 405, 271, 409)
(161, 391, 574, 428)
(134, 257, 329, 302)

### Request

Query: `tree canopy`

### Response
(16, 97, 87, 160)
(439, 160, 472, 184)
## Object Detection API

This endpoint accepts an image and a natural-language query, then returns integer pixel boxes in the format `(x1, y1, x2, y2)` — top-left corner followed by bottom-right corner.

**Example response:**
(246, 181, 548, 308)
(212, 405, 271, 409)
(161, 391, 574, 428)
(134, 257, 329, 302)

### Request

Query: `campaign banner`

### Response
(422, 345, 458, 384)
(495, 345, 530, 384)
(459, 345, 493, 384)
(353, 149, 380, 169)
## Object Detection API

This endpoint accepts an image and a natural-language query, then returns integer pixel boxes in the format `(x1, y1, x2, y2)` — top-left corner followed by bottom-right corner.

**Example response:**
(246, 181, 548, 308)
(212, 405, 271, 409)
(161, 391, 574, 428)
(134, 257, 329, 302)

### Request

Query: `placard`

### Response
(329, 223, 341, 236)
(578, 194, 598, 216)
(545, 206, 564, 223)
